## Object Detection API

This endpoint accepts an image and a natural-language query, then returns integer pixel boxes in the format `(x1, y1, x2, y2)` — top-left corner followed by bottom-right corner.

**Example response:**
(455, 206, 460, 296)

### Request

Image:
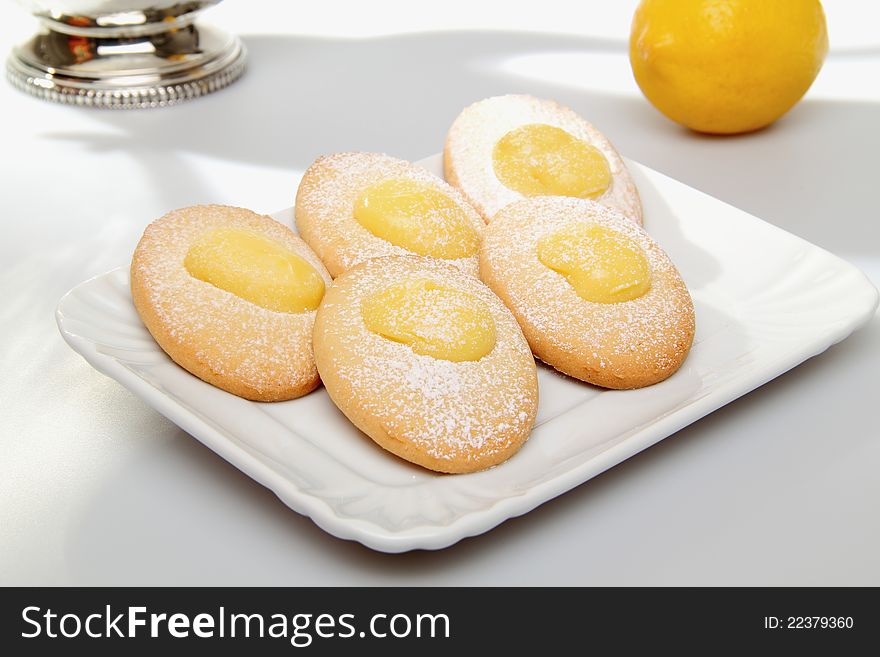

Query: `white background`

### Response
(1, 0, 878, 584)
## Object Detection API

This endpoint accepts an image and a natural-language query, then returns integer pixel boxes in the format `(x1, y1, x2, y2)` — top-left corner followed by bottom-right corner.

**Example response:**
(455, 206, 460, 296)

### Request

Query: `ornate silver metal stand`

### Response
(6, 1, 246, 108)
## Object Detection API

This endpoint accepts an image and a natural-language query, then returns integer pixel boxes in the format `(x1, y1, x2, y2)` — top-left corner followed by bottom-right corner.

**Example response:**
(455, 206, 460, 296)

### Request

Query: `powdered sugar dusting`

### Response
(130, 205, 332, 400)
(314, 256, 538, 468)
(481, 197, 694, 386)
(444, 94, 643, 224)
(295, 152, 485, 278)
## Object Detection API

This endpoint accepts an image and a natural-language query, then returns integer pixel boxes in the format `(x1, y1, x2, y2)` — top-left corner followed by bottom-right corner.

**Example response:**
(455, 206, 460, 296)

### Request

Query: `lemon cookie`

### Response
(313, 255, 538, 474)
(480, 197, 694, 389)
(444, 94, 642, 223)
(131, 204, 331, 401)
(295, 152, 486, 278)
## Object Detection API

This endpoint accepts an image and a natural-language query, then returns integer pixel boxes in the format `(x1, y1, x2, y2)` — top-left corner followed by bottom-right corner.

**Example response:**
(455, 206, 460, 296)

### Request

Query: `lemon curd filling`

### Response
(353, 178, 479, 259)
(184, 228, 325, 313)
(362, 278, 496, 362)
(492, 124, 612, 199)
(537, 223, 651, 304)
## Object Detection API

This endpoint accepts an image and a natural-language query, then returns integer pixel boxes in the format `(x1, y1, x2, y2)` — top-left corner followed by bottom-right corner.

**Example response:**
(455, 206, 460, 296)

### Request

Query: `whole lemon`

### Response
(629, 0, 828, 134)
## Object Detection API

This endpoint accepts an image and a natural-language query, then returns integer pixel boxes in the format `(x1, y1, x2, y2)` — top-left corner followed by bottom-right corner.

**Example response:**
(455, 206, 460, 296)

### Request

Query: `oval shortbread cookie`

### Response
(296, 152, 486, 278)
(313, 255, 538, 473)
(480, 197, 694, 388)
(131, 204, 331, 401)
(444, 94, 642, 224)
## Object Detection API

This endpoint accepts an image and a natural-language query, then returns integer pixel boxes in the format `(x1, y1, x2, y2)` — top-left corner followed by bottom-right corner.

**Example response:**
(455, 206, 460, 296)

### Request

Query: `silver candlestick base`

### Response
(6, 1, 246, 108)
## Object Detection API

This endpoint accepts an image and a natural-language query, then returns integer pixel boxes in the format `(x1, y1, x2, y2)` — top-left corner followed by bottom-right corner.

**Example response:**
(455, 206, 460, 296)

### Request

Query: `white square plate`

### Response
(56, 155, 878, 552)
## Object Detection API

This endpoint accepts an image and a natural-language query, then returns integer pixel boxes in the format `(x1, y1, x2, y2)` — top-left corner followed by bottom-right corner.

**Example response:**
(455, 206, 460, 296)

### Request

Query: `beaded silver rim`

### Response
(6, 39, 246, 110)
